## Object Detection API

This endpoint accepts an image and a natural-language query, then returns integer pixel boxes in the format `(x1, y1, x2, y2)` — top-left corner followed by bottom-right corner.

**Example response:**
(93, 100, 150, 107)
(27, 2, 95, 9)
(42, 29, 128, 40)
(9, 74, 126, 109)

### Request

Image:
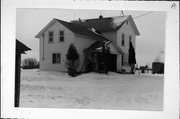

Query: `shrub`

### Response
(22, 58, 39, 69)
(65, 44, 79, 77)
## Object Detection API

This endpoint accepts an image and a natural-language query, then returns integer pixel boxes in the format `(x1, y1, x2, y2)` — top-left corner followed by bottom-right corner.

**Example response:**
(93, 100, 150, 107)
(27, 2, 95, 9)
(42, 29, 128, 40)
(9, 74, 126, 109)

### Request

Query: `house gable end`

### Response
(115, 15, 140, 36)
(35, 18, 57, 38)
(118, 19, 136, 37)
(35, 18, 76, 38)
(127, 15, 140, 36)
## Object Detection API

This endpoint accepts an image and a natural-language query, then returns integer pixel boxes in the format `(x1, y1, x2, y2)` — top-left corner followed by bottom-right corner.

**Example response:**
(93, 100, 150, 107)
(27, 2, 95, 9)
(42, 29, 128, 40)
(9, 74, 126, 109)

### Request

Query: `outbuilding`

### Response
(15, 39, 31, 107)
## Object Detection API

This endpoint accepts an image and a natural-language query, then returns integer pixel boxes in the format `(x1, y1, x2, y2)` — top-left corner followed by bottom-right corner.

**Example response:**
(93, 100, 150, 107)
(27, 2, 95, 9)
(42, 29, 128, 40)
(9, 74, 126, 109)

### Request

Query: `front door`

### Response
(108, 54, 117, 72)
(93, 53, 99, 72)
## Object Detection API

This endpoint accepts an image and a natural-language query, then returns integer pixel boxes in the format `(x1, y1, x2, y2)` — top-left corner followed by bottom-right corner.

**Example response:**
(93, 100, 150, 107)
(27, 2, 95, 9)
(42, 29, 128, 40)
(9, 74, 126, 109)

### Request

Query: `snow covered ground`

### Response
(20, 69, 164, 111)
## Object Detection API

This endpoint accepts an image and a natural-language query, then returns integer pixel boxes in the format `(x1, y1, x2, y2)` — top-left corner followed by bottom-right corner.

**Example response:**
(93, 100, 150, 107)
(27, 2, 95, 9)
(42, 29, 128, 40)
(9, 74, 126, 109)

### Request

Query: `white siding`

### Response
(117, 55, 122, 72)
(116, 21, 136, 71)
(74, 35, 97, 71)
(102, 32, 117, 43)
(39, 19, 137, 72)
(108, 44, 119, 54)
(102, 32, 119, 54)
(117, 22, 136, 54)
(39, 21, 75, 71)
(101, 25, 136, 72)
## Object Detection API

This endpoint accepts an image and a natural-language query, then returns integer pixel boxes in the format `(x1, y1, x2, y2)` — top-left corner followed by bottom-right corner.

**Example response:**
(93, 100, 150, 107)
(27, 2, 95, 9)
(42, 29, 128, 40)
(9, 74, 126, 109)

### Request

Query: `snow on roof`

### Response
(35, 18, 109, 41)
(35, 15, 140, 39)
(71, 15, 140, 35)
(56, 19, 109, 41)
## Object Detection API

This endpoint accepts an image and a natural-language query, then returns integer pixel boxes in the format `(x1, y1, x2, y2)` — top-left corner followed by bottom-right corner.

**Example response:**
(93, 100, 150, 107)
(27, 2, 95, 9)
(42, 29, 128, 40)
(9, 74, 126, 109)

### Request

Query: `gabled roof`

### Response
(35, 18, 109, 41)
(126, 15, 140, 35)
(55, 19, 109, 41)
(71, 15, 140, 35)
(16, 39, 31, 54)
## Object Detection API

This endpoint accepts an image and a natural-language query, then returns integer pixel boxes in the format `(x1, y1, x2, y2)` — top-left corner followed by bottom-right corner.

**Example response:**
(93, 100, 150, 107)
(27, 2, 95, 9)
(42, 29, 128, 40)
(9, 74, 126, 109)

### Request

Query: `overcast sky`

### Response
(16, 9, 166, 67)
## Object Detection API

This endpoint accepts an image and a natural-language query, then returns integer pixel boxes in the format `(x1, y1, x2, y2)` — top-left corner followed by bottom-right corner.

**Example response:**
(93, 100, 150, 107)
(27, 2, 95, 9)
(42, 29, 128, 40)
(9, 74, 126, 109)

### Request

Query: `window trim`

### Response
(48, 31, 54, 43)
(52, 53, 61, 64)
(59, 30, 64, 42)
(122, 33, 125, 47)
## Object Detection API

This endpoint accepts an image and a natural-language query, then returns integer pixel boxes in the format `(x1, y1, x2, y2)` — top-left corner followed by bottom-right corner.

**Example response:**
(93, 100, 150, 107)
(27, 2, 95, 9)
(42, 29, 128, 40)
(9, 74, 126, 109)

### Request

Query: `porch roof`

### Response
(84, 40, 124, 54)
(71, 15, 140, 35)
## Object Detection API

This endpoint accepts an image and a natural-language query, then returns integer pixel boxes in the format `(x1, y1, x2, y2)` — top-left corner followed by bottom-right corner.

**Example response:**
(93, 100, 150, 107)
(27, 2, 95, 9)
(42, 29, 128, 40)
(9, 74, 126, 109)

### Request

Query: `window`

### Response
(122, 54, 128, 66)
(59, 31, 64, 42)
(49, 31, 53, 43)
(122, 33, 125, 46)
(121, 54, 124, 65)
(52, 53, 61, 64)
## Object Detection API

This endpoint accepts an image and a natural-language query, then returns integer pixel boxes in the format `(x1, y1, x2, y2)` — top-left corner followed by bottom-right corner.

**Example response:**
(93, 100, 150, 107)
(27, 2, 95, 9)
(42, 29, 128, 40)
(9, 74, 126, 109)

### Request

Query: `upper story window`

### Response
(52, 53, 61, 64)
(59, 31, 64, 42)
(48, 31, 53, 43)
(122, 33, 125, 47)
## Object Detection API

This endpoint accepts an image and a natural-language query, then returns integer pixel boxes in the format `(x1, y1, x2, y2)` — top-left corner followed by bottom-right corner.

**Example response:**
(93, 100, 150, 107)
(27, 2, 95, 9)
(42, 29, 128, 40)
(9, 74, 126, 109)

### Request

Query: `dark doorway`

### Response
(85, 52, 117, 73)
(108, 54, 117, 72)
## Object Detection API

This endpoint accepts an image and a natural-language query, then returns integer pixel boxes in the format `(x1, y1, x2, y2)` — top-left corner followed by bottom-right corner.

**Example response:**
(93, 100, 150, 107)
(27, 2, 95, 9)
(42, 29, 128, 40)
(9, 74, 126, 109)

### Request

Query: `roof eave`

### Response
(35, 18, 57, 39)
(136, 31, 140, 36)
(35, 34, 40, 38)
(127, 15, 140, 36)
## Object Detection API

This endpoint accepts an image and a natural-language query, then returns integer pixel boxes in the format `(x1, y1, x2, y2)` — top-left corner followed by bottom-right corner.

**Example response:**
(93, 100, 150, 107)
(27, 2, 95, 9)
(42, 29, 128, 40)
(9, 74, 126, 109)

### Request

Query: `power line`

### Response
(43, 11, 153, 38)
(117, 11, 153, 25)
(133, 11, 153, 20)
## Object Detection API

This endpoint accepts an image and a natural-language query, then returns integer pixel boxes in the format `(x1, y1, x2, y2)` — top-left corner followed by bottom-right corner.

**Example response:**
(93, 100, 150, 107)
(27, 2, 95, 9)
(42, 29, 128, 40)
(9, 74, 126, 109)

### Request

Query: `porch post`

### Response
(15, 53, 21, 107)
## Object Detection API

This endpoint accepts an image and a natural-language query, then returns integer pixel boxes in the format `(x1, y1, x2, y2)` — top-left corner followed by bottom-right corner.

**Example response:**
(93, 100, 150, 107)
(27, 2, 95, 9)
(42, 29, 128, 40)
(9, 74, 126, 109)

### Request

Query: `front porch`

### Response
(83, 52, 117, 73)
(82, 40, 121, 73)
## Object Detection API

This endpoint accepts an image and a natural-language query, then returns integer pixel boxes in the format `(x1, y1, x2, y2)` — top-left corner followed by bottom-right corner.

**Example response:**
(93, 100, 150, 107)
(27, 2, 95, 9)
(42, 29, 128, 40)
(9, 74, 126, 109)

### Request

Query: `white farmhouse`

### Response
(35, 15, 140, 72)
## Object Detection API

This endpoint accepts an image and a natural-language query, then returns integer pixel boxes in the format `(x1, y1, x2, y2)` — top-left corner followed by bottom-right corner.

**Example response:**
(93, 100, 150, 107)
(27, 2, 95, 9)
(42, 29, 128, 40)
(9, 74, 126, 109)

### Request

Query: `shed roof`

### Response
(16, 39, 31, 54)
